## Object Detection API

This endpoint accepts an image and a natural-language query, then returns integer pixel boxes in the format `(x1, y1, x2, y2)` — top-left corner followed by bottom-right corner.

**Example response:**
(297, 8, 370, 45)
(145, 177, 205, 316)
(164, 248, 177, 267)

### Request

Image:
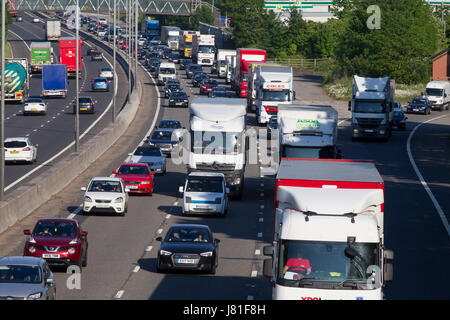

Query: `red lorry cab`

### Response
(235, 48, 266, 98)
(59, 37, 82, 78)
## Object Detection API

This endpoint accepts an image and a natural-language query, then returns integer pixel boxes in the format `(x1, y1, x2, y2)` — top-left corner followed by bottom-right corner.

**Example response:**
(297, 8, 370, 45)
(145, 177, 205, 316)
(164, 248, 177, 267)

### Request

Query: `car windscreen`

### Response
(4, 141, 27, 148)
(171, 92, 187, 98)
(88, 180, 122, 193)
(186, 178, 224, 193)
(94, 79, 107, 83)
(159, 121, 181, 129)
(34, 220, 77, 237)
(0, 265, 42, 284)
(151, 131, 173, 141)
(134, 147, 162, 156)
(118, 165, 149, 175)
(411, 98, 427, 105)
(165, 227, 211, 243)
(27, 98, 43, 103)
(79, 98, 92, 103)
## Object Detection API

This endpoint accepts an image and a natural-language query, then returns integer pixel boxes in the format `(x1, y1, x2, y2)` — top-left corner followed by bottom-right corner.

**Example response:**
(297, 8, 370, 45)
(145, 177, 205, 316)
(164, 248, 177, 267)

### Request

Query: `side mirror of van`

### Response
(225, 187, 230, 194)
(179, 186, 184, 193)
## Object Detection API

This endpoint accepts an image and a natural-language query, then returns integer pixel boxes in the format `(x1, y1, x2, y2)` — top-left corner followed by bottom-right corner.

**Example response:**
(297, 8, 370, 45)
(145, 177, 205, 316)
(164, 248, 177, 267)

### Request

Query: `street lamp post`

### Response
(113, 0, 116, 123)
(75, 1, 80, 152)
(1, 0, 6, 201)
(135, 0, 138, 89)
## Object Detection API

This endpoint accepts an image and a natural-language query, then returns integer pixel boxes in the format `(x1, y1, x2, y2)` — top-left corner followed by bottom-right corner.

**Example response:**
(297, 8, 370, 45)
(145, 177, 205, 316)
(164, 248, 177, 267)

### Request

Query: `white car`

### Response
(4, 137, 38, 164)
(98, 18, 107, 24)
(23, 97, 47, 115)
(97, 30, 107, 37)
(179, 172, 229, 217)
(98, 67, 114, 80)
(32, 17, 40, 23)
(81, 177, 129, 216)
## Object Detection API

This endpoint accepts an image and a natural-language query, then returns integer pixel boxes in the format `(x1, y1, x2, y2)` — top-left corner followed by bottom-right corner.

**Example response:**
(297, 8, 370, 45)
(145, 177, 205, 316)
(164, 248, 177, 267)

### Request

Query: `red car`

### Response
(23, 218, 88, 270)
(200, 79, 218, 95)
(112, 163, 155, 195)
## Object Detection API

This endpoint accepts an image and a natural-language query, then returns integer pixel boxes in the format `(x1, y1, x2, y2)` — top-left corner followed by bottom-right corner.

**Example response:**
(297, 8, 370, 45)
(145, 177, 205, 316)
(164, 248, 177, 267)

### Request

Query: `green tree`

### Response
(332, 0, 438, 84)
(190, 5, 215, 30)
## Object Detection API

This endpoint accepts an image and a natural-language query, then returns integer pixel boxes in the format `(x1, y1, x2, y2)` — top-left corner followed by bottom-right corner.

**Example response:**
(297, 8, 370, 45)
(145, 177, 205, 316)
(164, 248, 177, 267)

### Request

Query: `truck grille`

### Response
(196, 163, 235, 171)
(356, 118, 383, 129)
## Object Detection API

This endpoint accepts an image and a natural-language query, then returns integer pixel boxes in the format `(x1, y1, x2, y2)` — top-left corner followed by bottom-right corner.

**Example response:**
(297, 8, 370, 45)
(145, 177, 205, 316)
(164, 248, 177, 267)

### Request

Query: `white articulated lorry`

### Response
(248, 63, 280, 112)
(263, 158, 394, 300)
(192, 34, 215, 66)
(161, 26, 181, 50)
(188, 98, 248, 199)
(226, 54, 237, 85)
(277, 105, 342, 159)
(349, 75, 395, 141)
(256, 65, 295, 125)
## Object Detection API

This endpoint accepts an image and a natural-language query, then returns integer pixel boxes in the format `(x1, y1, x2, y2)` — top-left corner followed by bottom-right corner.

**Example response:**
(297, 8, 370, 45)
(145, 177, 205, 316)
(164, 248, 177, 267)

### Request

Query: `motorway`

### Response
(0, 13, 448, 300)
(4, 12, 128, 192)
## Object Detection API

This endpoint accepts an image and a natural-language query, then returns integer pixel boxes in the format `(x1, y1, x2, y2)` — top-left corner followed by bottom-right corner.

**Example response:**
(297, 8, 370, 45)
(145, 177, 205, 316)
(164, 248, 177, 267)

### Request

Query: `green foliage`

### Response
(191, 5, 215, 30)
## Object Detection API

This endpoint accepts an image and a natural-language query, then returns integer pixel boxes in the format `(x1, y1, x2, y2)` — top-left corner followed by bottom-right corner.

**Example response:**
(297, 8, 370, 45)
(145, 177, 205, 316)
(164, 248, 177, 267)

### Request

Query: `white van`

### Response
(179, 173, 229, 217)
(157, 62, 176, 85)
(423, 81, 450, 111)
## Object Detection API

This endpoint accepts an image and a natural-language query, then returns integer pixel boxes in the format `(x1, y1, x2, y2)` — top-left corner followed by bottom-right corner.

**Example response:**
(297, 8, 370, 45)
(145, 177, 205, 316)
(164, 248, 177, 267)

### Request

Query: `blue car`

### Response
(406, 97, 431, 115)
(91, 77, 110, 92)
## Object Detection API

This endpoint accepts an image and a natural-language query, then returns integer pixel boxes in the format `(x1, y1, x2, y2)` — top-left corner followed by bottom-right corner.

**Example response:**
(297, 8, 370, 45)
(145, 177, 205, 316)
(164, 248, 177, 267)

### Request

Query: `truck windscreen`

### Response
(262, 89, 290, 102)
(191, 131, 243, 155)
(159, 68, 175, 74)
(282, 146, 336, 159)
(425, 88, 443, 97)
(277, 240, 379, 287)
(198, 46, 215, 54)
(353, 101, 385, 113)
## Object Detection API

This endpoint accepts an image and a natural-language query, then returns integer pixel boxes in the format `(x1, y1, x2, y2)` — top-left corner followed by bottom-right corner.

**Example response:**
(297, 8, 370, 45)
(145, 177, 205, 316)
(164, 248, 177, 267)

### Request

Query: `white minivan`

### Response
(157, 62, 176, 85)
(423, 81, 450, 111)
(179, 173, 229, 217)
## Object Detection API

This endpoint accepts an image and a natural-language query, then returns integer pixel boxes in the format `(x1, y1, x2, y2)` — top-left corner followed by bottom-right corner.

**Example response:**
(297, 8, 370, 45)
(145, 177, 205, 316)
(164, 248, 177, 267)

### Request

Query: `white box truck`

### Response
(348, 75, 395, 141)
(188, 98, 248, 199)
(227, 55, 237, 85)
(277, 105, 341, 159)
(263, 158, 394, 300)
(248, 63, 280, 112)
(255, 66, 295, 125)
(192, 34, 215, 66)
(422, 81, 450, 111)
(46, 19, 61, 41)
(216, 49, 235, 78)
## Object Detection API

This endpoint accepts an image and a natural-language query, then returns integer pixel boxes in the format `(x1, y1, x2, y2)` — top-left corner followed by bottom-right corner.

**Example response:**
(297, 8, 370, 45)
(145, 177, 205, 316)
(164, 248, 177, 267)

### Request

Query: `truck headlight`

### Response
(185, 197, 192, 203)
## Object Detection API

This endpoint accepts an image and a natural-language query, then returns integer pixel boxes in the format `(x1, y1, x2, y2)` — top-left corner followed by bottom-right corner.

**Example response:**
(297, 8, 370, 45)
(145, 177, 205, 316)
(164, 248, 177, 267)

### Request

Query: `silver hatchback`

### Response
(0, 256, 56, 300)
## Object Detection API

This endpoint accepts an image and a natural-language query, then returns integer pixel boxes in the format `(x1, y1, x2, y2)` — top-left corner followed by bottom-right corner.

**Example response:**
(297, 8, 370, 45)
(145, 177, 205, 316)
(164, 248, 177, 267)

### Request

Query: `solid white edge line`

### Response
(114, 290, 124, 299)
(406, 114, 450, 238)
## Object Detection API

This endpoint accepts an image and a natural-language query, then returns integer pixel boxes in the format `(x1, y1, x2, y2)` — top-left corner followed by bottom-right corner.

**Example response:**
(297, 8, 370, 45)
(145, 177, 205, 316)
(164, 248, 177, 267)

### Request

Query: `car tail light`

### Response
(89, 103, 93, 106)
(22, 147, 31, 151)
(264, 105, 278, 113)
(92, 82, 95, 85)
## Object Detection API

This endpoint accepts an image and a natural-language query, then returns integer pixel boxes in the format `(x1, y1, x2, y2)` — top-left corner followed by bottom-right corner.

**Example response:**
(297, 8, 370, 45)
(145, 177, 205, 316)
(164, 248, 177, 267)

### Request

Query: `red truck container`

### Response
(59, 37, 82, 78)
(234, 48, 266, 98)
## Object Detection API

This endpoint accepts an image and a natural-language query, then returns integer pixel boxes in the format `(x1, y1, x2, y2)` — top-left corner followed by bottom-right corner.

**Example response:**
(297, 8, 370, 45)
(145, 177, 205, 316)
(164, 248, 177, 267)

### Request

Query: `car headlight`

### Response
(200, 251, 213, 257)
(230, 177, 241, 186)
(114, 197, 124, 203)
(28, 246, 36, 253)
(27, 292, 42, 300)
(84, 196, 92, 202)
(160, 250, 172, 256)
(141, 181, 151, 185)
(68, 247, 76, 254)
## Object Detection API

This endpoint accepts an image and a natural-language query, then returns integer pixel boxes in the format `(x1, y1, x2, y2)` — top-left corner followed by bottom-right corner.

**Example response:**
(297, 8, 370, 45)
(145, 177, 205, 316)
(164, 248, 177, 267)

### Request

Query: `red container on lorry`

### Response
(234, 48, 266, 98)
(59, 37, 82, 78)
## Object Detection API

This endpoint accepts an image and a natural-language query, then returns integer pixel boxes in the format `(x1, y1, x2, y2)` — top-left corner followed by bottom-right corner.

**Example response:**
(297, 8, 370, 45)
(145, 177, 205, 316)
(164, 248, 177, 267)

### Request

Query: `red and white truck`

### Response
(59, 37, 82, 79)
(233, 48, 266, 98)
(263, 158, 394, 300)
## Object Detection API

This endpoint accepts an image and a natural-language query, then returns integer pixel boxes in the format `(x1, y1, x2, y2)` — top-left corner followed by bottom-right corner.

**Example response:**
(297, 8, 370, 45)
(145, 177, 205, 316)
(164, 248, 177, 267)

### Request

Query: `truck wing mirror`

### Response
(384, 262, 394, 282)
(263, 245, 273, 256)
(348, 101, 351, 111)
(263, 259, 274, 279)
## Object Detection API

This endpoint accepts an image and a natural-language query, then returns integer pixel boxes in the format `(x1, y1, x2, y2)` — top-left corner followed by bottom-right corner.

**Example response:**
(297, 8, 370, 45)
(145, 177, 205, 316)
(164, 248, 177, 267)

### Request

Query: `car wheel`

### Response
(156, 260, 163, 273)
(208, 264, 217, 275)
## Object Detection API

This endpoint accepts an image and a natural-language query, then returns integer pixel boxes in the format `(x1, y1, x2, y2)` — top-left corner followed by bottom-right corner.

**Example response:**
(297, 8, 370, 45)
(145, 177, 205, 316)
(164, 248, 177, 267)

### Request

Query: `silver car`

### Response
(0, 256, 56, 300)
(128, 145, 166, 175)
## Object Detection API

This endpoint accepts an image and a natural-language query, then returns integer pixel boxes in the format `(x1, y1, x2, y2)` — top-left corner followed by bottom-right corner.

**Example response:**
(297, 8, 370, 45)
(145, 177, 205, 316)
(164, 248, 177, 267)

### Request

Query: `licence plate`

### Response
(176, 102, 183, 105)
(42, 254, 60, 259)
(414, 109, 419, 112)
(365, 129, 374, 133)
(177, 259, 195, 264)
(96, 204, 110, 208)
(9, 151, 19, 154)
(80, 108, 87, 110)
(128, 185, 138, 190)
(31, 108, 37, 111)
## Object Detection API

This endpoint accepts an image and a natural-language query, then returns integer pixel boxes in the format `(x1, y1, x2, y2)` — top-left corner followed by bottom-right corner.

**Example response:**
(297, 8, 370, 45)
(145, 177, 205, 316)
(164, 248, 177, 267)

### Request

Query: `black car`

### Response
(87, 48, 97, 56)
(147, 58, 161, 72)
(168, 91, 189, 108)
(157, 119, 183, 130)
(192, 72, 209, 87)
(73, 96, 95, 114)
(162, 49, 172, 59)
(208, 86, 232, 98)
(186, 64, 203, 79)
(168, 52, 180, 63)
(406, 97, 431, 115)
(164, 82, 182, 98)
(156, 224, 220, 274)
(91, 51, 103, 61)
(146, 51, 160, 60)
(146, 129, 181, 156)
(267, 115, 278, 139)
(392, 108, 407, 131)
(180, 59, 192, 70)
